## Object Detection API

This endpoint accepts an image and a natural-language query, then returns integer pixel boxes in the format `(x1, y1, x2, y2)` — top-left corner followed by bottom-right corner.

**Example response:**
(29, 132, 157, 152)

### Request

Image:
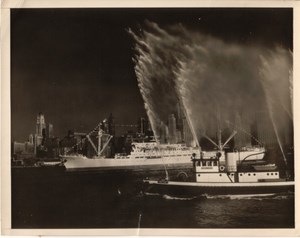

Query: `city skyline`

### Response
(11, 8, 292, 141)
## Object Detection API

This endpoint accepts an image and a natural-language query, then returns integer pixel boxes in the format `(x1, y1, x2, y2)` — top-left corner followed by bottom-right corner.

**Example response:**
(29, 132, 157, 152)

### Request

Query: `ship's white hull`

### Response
(63, 155, 194, 171)
(63, 147, 265, 172)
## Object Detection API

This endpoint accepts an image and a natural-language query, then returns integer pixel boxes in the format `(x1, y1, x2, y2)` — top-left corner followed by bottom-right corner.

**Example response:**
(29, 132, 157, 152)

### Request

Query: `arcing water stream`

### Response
(130, 21, 293, 162)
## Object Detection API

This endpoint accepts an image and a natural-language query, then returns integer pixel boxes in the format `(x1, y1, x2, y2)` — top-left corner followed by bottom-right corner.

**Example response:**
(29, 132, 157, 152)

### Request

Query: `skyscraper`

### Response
(138, 117, 147, 134)
(182, 116, 194, 147)
(176, 129, 182, 143)
(234, 113, 251, 149)
(176, 102, 183, 121)
(46, 123, 54, 138)
(35, 113, 46, 148)
(29, 134, 34, 144)
(108, 113, 115, 136)
(176, 102, 184, 141)
(255, 111, 277, 147)
(159, 121, 167, 143)
(36, 113, 46, 137)
(168, 114, 177, 144)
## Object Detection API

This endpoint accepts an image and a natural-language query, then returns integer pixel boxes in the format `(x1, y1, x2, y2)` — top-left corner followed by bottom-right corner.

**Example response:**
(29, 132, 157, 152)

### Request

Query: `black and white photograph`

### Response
(1, 1, 299, 235)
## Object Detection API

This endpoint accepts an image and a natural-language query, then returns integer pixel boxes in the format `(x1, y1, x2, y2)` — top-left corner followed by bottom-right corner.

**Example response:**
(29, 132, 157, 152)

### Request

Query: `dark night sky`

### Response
(11, 8, 292, 141)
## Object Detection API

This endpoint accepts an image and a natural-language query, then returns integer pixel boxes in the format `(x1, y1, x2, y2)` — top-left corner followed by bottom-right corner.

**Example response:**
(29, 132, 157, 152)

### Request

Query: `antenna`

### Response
(216, 105, 222, 149)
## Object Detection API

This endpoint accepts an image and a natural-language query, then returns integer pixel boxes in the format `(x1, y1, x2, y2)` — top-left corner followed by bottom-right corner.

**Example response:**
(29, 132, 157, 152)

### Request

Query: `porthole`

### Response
(275, 173, 278, 175)
(248, 174, 251, 176)
(240, 174, 243, 176)
(219, 174, 222, 176)
(198, 174, 200, 177)
(271, 173, 273, 175)
(254, 174, 256, 176)
(267, 173, 269, 175)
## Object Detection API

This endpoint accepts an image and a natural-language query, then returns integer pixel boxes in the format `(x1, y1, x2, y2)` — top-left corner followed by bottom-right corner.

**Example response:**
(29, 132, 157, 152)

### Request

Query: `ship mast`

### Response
(204, 105, 236, 151)
(97, 127, 102, 157)
(217, 105, 222, 150)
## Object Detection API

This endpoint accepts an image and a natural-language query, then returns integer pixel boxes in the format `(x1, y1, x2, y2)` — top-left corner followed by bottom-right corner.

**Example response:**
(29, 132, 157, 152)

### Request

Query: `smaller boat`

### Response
(37, 158, 65, 167)
(143, 151, 294, 197)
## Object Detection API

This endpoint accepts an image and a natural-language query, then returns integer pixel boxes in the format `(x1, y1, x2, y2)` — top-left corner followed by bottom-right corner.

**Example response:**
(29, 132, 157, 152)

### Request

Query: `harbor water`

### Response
(12, 167, 294, 229)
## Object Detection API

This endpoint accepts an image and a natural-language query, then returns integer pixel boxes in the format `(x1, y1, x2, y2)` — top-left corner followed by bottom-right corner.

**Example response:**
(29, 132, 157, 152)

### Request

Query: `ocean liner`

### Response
(63, 141, 200, 171)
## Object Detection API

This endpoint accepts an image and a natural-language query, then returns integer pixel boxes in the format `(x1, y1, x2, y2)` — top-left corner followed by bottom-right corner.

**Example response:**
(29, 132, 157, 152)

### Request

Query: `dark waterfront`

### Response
(12, 167, 294, 229)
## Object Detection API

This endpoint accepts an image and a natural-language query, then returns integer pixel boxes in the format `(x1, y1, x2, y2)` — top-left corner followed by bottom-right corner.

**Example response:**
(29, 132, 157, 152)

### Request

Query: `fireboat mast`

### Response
(204, 106, 237, 151)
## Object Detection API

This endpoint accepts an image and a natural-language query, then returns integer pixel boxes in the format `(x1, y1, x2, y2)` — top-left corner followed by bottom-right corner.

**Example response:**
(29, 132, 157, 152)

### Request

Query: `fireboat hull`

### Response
(143, 179, 294, 197)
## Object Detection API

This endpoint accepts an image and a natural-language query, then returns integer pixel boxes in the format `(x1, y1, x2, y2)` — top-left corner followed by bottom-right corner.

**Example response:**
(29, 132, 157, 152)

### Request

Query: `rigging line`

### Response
(65, 138, 87, 153)
(115, 124, 138, 127)
(225, 120, 263, 147)
(64, 122, 102, 154)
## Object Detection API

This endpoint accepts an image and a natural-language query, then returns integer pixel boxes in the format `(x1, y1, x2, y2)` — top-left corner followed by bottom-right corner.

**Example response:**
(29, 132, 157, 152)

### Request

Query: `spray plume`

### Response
(130, 21, 293, 157)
